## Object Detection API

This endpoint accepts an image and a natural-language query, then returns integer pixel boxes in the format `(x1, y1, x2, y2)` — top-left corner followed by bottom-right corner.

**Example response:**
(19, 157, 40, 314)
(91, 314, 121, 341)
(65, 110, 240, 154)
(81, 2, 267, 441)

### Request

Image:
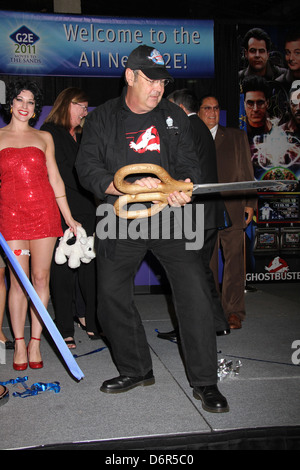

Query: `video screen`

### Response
(280, 228, 300, 251)
(253, 228, 279, 252)
(259, 233, 276, 245)
(257, 194, 300, 224)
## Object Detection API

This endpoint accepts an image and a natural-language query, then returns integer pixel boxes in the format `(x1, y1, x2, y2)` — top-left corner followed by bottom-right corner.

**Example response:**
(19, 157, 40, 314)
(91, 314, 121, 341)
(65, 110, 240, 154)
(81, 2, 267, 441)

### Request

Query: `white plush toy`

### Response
(55, 226, 96, 269)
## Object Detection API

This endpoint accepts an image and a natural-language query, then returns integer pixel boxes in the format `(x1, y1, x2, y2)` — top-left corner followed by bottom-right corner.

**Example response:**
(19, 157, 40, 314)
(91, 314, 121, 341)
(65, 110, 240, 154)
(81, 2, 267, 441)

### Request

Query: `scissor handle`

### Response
(114, 193, 168, 219)
(113, 164, 193, 219)
(114, 163, 193, 195)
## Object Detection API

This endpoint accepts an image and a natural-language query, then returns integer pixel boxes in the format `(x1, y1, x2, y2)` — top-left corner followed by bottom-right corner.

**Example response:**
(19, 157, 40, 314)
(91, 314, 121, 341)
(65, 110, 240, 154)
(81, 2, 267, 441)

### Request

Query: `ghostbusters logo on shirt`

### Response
(129, 126, 160, 154)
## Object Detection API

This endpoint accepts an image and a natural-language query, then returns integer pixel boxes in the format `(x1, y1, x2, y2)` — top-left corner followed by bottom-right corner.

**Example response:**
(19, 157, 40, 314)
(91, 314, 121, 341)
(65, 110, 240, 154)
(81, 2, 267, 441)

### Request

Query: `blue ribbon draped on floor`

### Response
(0, 233, 84, 381)
(0, 376, 61, 397)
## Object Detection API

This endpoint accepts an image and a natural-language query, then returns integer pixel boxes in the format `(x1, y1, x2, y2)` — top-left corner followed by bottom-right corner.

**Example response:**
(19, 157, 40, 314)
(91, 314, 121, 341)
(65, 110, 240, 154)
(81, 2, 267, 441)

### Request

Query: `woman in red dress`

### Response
(0, 80, 79, 370)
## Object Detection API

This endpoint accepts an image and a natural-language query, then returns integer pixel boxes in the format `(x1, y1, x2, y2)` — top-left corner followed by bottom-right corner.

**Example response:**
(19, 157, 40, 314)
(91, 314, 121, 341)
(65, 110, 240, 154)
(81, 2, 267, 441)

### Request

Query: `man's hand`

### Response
(245, 206, 254, 225)
(108, 175, 192, 207)
(134, 176, 192, 207)
(168, 178, 192, 207)
(134, 176, 161, 189)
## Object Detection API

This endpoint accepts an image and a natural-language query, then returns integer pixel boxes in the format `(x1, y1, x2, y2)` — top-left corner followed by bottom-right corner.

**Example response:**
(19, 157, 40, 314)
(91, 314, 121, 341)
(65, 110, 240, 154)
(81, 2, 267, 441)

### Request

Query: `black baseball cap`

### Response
(126, 45, 173, 82)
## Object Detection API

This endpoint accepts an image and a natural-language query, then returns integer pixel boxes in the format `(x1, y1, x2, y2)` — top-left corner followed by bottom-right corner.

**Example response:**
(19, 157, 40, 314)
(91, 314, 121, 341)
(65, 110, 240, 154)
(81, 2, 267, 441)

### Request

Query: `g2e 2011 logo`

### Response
(10, 25, 40, 54)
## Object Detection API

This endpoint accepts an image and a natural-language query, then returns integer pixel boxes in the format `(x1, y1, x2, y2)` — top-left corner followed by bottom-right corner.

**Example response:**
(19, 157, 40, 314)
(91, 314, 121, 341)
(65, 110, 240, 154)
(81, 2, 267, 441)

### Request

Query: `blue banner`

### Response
(0, 11, 214, 78)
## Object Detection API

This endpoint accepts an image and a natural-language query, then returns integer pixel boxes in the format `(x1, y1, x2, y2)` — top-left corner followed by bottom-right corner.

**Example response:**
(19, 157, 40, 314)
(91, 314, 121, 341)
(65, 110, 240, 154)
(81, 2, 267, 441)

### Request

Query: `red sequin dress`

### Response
(0, 147, 63, 240)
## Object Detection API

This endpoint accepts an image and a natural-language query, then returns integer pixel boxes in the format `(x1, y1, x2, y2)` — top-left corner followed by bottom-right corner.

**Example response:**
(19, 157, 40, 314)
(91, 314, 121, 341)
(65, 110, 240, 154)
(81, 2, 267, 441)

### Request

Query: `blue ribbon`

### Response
(0, 376, 60, 397)
(0, 233, 84, 381)
(73, 346, 107, 358)
(0, 376, 28, 386)
(12, 381, 60, 398)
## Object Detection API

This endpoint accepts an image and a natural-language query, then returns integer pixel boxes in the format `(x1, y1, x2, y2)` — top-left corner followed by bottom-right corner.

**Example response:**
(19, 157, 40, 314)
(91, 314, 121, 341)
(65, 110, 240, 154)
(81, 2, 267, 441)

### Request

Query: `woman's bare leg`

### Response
(7, 241, 30, 366)
(0, 267, 8, 343)
(28, 237, 56, 363)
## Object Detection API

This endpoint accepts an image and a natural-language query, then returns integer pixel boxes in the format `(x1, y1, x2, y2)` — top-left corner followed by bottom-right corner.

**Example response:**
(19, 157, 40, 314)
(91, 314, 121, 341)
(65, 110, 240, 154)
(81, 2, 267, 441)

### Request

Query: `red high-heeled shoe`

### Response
(13, 337, 28, 371)
(27, 337, 43, 369)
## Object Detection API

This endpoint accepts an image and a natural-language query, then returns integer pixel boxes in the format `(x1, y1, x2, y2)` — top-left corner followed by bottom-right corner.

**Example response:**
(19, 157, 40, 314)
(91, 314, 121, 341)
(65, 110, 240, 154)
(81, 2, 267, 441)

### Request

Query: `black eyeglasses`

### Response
(136, 72, 170, 87)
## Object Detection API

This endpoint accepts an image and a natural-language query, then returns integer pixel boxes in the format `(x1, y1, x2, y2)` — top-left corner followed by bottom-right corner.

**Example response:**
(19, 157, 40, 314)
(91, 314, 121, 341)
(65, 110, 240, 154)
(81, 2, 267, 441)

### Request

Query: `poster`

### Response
(238, 24, 300, 282)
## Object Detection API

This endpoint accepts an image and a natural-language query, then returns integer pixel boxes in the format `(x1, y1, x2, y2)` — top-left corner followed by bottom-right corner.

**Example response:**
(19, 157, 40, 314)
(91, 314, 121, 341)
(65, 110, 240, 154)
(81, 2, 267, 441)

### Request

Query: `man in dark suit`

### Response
(199, 95, 256, 329)
(157, 89, 230, 341)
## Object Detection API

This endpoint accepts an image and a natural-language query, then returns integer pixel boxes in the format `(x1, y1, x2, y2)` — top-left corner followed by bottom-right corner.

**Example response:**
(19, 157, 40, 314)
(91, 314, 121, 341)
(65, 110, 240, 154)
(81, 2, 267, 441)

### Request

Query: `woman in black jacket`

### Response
(41, 88, 99, 348)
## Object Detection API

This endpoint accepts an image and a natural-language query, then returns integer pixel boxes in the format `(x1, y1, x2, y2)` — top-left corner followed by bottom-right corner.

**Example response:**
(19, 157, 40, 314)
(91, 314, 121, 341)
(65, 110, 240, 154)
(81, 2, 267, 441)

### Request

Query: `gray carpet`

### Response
(0, 283, 299, 450)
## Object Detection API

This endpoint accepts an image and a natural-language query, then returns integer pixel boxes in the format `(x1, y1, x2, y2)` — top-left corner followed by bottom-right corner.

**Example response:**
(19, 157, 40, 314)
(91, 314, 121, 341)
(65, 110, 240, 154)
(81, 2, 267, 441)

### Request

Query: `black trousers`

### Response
(168, 229, 229, 333)
(97, 237, 218, 387)
(50, 256, 97, 338)
(50, 213, 98, 338)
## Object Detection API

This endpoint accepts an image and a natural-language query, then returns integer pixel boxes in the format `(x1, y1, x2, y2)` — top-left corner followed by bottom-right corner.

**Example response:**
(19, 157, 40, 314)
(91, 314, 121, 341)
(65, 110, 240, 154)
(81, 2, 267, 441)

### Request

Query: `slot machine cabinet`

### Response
(250, 193, 300, 281)
(251, 227, 280, 276)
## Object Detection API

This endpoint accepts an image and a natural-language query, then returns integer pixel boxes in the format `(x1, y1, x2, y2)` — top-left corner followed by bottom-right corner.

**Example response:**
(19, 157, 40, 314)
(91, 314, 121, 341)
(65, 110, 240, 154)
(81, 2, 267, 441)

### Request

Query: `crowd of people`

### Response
(0, 40, 298, 411)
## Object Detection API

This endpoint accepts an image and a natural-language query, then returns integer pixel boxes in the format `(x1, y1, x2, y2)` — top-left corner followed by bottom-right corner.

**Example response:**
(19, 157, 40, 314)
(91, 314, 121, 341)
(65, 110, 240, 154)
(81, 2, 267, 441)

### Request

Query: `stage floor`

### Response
(1, 283, 300, 451)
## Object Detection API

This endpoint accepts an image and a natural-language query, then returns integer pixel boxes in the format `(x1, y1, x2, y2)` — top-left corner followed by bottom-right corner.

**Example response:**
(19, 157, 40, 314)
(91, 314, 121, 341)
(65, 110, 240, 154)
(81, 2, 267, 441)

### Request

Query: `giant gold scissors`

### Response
(113, 163, 297, 219)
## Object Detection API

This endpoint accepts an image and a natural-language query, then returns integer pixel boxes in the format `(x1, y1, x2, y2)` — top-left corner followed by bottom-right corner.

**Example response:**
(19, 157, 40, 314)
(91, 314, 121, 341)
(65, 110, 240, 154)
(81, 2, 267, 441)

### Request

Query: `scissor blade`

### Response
(192, 180, 298, 194)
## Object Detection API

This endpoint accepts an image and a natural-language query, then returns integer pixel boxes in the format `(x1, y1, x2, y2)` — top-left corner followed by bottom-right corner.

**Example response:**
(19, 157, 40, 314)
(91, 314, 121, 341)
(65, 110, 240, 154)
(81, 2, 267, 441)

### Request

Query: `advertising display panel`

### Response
(238, 23, 300, 282)
(0, 11, 214, 78)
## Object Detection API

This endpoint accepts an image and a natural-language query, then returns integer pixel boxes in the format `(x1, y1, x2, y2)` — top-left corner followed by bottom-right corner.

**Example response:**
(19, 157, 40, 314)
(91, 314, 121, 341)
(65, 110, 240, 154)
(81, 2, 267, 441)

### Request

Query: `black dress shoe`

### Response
(216, 329, 231, 336)
(157, 329, 178, 341)
(193, 385, 229, 413)
(100, 370, 155, 393)
(158, 328, 230, 340)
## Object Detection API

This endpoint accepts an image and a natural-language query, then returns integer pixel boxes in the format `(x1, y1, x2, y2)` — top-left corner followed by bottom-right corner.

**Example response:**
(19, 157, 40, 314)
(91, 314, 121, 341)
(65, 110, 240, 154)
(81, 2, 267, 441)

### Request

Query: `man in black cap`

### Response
(76, 45, 229, 413)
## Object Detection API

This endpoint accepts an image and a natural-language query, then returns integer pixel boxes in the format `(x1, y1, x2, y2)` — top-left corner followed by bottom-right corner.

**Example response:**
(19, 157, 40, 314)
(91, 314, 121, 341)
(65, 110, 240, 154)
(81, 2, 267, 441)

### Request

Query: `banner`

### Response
(0, 11, 214, 78)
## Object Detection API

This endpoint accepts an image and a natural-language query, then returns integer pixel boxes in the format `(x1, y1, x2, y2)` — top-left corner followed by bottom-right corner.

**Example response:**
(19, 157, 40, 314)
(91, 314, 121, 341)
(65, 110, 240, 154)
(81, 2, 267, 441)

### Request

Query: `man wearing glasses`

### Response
(198, 94, 256, 330)
(242, 75, 273, 150)
(76, 45, 229, 413)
